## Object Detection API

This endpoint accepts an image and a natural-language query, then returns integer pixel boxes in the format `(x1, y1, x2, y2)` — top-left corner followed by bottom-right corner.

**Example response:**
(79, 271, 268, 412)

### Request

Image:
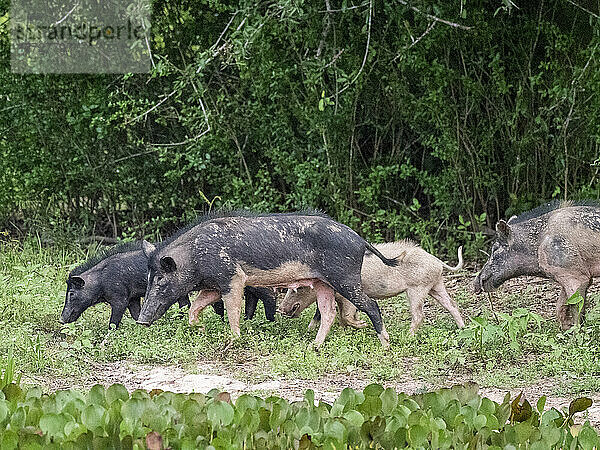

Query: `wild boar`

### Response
(279, 241, 465, 334)
(62, 242, 275, 328)
(137, 211, 399, 348)
(474, 200, 600, 329)
(61, 242, 187, 328)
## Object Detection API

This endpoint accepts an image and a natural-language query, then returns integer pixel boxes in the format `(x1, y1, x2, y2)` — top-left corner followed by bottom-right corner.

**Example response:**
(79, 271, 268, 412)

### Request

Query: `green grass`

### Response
(1, 238, 599, 396)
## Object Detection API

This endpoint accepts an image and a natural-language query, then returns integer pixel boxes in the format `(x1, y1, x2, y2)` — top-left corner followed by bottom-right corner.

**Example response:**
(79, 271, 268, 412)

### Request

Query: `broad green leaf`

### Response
(81, 404, 107, 432)
(0, 400, 8, 423)
(380, 388, 398, 415)
(541, 425, 561, 445)
(207, 400, 234, 427)
(514, 422, 534, 443)
(407, 424, 428, 447)
(39, 413, 68, 440)
(324, 419, 347, 443)
(363, 383, 384, 397)
(64, 421, 87, 440)
(304, 389, 315, 407)
(536, 396, 546, 413)
(569, 397, 592, 416)
(106, 384, 129, 404)
(473, 414, 487, 430)
(269, 401, 288, 429)
(578, 425, 600, 450)
(10, 406, 26, 430)
(3, 384, 22, 402)
(121, 398, 146, 422)
(87, 385, 106, 407)
(1, 429, 18, 450)
(343, 410, 364, 428)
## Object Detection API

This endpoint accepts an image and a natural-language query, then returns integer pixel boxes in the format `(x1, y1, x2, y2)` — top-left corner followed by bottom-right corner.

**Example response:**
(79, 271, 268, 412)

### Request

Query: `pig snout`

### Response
(136, 312, 155, 327)
(59, 309, 79, 324)
(277, 302, 301, 317)
(473, 270, 497, 293)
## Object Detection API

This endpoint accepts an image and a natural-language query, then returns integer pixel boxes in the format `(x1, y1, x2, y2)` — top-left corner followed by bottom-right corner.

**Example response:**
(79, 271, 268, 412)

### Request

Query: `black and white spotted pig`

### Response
(137, 211, 399, 348)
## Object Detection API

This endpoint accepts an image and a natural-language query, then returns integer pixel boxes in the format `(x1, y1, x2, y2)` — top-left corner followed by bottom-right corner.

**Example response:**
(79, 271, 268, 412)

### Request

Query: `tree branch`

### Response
(396, 0, 472, 30)
(333, 0, 373, 96)
(565, 0, 600, 19)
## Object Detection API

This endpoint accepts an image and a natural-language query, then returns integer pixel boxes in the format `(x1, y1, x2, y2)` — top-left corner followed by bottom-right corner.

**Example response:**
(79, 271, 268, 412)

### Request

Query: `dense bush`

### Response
(1, 1, 599, 255)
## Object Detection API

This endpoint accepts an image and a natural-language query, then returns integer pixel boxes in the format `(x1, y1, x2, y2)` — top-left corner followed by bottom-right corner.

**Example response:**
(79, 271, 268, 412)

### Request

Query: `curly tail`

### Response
(441, 246, 463, 271)
(365, 242, 401, 267)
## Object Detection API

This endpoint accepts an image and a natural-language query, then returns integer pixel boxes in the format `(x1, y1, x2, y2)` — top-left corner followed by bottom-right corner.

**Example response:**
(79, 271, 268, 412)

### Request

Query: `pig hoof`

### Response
(378, 333, 390, 350)
(350, 320, 368, 329)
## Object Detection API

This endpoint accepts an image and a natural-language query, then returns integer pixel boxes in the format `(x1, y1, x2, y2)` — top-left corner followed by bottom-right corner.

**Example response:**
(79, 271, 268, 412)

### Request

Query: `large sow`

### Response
(137, 211, 398, 348)
(61, 241, 275, 328)
(279, 241, 465, 333)
(474, 200, 600, 329)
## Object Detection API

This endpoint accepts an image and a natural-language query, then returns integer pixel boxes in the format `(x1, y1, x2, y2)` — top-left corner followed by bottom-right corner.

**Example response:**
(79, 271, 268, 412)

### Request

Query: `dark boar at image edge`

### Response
(505, 199, 600, 225)
(475, 199, 600, 330)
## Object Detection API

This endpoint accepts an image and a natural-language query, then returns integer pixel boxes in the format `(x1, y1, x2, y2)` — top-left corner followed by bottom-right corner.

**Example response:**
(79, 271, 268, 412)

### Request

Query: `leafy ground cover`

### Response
(1, 238, 600, 428)
(0, 357, 598, 449)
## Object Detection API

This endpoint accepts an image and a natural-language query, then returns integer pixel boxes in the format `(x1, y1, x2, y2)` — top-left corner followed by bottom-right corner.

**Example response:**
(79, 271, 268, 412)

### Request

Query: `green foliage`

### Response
(458, 308, 546, 358)
(1, 1, 599, 259)
(0, 376, 598, 449)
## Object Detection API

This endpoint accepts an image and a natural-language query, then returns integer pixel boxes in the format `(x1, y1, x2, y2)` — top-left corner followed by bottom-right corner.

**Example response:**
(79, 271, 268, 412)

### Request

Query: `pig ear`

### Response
(495, 220, 511, 238)
(70, 276, 85, 289)
(160, 256, 177, 273)
(141, 240, 156, 258)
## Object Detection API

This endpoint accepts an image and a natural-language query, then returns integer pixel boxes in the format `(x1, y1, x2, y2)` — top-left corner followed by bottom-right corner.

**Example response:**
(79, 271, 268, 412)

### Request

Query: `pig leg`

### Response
(313, 281, 337, 349)
(556, 287, 568, 329)
(429, 280, 465, 328)
(177, 296, 191, 308)
(244, 287, 259, 320)
(211, 300, 225, 319)
(220, 275, 246, 338)
(556, 277, 591, 329)
(128, 298, 141, 321)
(258, 288, 277, 322)
(308, 308, 321, 331)
(406, 287, 428, 335)
(336, 295, 367, 329)
(334, 281, 390, 349)
(108, 304, 126, 329)
(189, 291, 222, 326)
